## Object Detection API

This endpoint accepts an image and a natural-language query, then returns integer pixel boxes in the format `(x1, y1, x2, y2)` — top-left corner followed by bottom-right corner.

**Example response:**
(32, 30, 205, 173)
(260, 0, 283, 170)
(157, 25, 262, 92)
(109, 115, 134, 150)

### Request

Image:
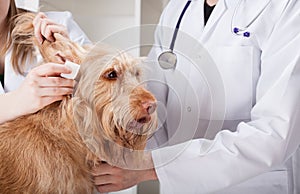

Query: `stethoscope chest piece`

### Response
(158, 50, 177, 69)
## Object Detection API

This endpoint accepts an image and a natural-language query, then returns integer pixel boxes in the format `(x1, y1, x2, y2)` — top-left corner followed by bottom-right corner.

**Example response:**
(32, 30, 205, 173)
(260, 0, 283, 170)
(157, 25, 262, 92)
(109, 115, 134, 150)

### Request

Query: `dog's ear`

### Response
(12, 12, 89, 70)
(39, 33, 88, 65)
(72, 97, 142, 167)
(72, 97, 124, 166)
(72, 97, 111, 162)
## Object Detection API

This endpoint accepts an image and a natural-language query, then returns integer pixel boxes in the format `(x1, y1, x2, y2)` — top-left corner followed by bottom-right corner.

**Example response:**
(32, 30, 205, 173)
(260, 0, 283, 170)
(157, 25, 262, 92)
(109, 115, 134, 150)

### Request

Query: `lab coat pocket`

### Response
(211, 45, 261, 120)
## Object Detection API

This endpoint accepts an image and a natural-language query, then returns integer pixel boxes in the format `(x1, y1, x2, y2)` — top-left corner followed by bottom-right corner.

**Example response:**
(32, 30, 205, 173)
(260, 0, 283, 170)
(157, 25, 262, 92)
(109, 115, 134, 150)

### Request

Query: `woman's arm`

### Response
(0, 63, 73, 123)
(0, 12, 89, 124)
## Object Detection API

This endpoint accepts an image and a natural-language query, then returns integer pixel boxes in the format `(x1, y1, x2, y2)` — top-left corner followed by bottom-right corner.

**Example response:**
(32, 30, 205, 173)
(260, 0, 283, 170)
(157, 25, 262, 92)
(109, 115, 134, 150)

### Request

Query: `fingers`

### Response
(33, 12, 47, 43)
(43, 24, 68, 42)
(96, 184, 121, 193)
(40, 19, 56, 42)
(41, 96, 65, 106)
(91, 164, 138, 193)
(38, 77, 75, 88)
(31, 63, 72, 77)
(93, 173, 126, 194)
(33, 12, 69, 44)
(15, 62, 75, 115)
(93, 174, 116, 185)
(26, 63, 75, 97)
(91, 164, 121, 186)
(91, 163, 117, 176)
(37, 87, 74, 97)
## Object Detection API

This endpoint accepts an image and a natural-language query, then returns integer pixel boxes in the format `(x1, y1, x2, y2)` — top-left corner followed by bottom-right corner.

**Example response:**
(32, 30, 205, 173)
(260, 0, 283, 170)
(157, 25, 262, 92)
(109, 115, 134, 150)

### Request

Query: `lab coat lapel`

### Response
(234, 0, 271, 30)
(200, 0, 227, 41)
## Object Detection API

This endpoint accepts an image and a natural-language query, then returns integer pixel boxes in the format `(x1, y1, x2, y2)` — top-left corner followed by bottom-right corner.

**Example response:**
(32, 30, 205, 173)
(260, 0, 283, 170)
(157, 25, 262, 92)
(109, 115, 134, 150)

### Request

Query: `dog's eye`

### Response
(135, 70, 140, 77)
(105, 70, 118, 80)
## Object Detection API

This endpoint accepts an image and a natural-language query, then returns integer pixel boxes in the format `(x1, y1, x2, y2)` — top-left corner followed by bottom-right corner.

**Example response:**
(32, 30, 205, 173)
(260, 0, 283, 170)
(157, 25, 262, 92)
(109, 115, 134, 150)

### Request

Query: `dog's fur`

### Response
(0, 13, 157, 194)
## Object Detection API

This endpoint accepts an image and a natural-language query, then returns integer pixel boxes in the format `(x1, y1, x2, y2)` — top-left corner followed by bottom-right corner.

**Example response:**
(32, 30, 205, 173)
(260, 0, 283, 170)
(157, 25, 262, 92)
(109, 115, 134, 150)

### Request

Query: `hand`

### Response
(32, 12, 69, 44)
(92, 161, 158, 193)
(12, 63, 74, 116)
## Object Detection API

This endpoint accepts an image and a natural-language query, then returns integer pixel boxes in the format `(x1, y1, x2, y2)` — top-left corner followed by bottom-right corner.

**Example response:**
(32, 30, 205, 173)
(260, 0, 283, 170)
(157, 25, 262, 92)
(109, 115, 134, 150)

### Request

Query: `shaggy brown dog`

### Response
(0, 13, 157, 193)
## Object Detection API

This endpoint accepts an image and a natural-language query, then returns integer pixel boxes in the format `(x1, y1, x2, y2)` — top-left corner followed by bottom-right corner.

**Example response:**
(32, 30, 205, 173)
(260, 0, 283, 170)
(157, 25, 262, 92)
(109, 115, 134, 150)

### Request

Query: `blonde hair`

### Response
(1, 0, 30, 75)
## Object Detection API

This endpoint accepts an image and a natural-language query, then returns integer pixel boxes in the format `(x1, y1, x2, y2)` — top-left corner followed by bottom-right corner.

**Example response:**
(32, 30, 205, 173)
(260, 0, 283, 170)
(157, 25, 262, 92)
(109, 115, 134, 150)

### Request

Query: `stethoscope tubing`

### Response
(169, 0, 192, 51)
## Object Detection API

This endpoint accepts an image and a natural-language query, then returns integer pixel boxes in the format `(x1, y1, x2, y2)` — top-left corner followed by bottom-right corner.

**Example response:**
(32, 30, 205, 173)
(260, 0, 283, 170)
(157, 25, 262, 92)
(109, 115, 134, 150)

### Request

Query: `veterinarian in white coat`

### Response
(93, 0, 300, 193)
(0, 0, 90, 123)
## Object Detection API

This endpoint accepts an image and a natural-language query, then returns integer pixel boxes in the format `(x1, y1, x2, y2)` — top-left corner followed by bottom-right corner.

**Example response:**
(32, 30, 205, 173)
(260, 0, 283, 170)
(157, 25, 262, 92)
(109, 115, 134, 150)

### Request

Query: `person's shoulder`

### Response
(159, 0, 189, 24)
(44, 11, 73, 23)
(44, 11, 72, 18)
(165, 0, 189, 9)
(267, 0, 300, 20)
(42, 11, 90, 44)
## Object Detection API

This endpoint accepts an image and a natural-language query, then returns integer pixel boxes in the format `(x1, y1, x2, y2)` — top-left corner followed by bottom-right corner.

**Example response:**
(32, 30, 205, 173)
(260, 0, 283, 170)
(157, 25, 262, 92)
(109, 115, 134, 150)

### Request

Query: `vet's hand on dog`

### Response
(33, 12, 69, 44)
(12, 63, 75, 116)
(92, 163, 142, 193)
(92, 160, 158, 193)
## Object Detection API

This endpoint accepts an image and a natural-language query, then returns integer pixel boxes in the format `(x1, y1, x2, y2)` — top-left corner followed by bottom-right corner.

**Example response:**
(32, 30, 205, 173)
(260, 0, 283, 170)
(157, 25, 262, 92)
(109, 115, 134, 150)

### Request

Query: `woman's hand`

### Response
(32, 12, 69, 44)
(12, 63, 74, 116)
(92, 161, 158, 193)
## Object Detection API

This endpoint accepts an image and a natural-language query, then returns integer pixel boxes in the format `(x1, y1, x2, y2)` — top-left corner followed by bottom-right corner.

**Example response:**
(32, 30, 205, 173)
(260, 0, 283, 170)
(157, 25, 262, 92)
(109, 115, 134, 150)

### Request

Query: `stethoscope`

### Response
(158, 0, 192, 69)
(158, 0, 251, 70)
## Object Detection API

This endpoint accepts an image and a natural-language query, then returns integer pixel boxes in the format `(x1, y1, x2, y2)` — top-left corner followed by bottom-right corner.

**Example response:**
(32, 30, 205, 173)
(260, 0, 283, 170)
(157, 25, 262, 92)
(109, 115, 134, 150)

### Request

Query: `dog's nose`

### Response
(142, 101, 157, 115)
(147, 102, 157, 115)
(135, 101, 156, 124)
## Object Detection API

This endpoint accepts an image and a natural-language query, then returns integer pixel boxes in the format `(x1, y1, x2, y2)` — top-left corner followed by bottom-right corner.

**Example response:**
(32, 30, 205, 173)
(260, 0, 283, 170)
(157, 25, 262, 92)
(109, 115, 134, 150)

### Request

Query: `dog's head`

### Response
(12, 12, 158, 167)
(72, 45, 157, 167)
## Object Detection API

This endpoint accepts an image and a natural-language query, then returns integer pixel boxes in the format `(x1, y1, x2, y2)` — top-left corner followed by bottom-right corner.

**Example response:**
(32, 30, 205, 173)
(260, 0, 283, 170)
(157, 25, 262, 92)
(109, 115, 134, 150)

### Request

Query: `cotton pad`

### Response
(60, 61, 80, 80)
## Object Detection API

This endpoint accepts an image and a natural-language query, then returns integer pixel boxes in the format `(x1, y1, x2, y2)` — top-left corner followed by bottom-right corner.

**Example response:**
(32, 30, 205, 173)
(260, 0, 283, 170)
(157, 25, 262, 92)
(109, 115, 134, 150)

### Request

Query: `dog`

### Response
(0, 13, 157, 193)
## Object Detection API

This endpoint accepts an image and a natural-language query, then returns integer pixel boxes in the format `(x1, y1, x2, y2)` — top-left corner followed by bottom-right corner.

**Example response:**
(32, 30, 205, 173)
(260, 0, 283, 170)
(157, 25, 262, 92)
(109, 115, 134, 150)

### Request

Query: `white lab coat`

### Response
(146, 0, 300, 193)
(0, 11, 90, 94)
